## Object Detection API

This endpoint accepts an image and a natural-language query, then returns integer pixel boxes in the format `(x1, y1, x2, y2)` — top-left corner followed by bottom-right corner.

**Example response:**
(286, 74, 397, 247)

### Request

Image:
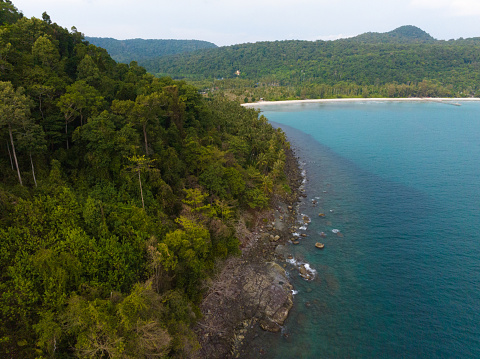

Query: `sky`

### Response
(11, 0, 480, 46)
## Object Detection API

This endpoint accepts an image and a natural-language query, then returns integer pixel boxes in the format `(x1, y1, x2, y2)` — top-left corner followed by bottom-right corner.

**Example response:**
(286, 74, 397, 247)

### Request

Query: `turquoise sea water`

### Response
(246, 101, 480, 358)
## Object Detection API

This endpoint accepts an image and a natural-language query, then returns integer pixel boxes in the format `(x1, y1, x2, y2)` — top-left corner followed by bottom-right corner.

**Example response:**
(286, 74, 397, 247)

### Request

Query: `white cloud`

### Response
(410, 0, 450, 8)
(11, 0, 480, 46)
(410, 0, 480, 16)
(453, 0, 480, 15)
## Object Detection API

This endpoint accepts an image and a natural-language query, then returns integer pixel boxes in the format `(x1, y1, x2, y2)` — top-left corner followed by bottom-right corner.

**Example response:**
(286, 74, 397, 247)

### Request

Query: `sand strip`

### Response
(242, 97, 480, 107)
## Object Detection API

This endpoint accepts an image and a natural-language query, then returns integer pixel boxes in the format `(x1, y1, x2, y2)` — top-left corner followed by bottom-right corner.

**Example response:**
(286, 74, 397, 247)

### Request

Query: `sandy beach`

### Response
(242, 97, 480, 107)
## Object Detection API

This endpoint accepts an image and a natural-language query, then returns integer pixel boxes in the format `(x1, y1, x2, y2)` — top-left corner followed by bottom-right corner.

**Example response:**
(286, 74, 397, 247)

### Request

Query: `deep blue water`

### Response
(246, 101, 480, 358)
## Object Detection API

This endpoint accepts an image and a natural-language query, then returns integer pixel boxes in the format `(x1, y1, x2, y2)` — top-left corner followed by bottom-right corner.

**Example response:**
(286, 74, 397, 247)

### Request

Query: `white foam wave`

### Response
(286, 257, 316, 280)
(303, 263, 317, 275)
(301, 214, 311, 222)
(286, 258, 297, 265)
(301, 169, 307, 184)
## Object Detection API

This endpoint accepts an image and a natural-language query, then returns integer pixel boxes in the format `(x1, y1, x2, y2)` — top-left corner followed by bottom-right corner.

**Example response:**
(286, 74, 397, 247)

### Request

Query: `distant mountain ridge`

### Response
(347, 25, 436, 44)
(134, 25, 480, 99)
(86, 26, 435, 66)
(85, 26, 479, 100)
(85, 37, 218, 64)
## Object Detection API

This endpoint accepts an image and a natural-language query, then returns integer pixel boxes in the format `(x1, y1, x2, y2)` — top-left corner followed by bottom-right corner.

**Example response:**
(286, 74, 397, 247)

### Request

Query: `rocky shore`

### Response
(194, 146, 304, 358)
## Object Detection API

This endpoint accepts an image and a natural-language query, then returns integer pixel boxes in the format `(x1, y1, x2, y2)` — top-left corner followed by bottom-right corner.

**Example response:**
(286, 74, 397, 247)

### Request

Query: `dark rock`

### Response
(260, 318, 282, 332)
(299, 265, 307, 276)
(242, 263, 293, 332)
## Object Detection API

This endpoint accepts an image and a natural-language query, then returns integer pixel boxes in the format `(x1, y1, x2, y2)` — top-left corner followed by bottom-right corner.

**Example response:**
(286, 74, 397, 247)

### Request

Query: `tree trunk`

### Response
(100, 203, 105, 224)
(39, 95, 45, 120)
(138, 170, 145, 209)
(65, 120, 69, 150)
(9, 125, 22, 186)
(30, 152, 37, 187)
(143, 123, 149, 155)
(6, 140, 14, 170)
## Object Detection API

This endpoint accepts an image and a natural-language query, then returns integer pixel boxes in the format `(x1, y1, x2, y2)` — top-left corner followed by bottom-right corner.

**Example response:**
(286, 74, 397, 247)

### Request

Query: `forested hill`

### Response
(1, 2, 291, 357)
(140, 26, 480, 100)
(85, 37, 218, 64)
(346, 25, 436, 44)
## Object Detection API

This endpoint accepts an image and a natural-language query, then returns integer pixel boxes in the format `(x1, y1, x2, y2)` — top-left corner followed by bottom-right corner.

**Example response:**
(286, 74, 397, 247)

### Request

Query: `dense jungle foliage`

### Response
(139, 26, 480, 101)
(85, 37, 218, 65)
(0, 2, 291, 357)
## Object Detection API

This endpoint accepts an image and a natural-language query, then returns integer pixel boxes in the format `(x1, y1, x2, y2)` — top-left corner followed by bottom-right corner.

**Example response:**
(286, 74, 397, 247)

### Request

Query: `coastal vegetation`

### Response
(0, 2, 292, 357)
(137, 26, 480, 101)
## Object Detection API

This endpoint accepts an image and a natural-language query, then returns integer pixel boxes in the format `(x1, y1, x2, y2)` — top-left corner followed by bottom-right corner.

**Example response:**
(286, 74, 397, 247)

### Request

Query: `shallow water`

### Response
(246, 101, 480, 358)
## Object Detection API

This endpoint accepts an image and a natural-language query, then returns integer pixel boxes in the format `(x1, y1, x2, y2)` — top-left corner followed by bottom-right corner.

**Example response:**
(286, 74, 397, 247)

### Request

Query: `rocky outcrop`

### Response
(241, 262, 293, 332)
(195, 257, 294, 358)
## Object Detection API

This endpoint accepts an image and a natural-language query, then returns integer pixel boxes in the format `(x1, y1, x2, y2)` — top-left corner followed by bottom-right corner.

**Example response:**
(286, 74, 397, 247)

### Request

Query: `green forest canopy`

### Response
(137, 25, 480, 100)
(0, 2, 291, 357)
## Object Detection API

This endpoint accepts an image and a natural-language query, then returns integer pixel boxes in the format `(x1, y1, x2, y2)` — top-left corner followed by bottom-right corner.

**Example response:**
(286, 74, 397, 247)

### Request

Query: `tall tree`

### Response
(32, 35, 60, 70)
(125, 155, 155, 209)
(112, 92, 165, 155)
(57, 80, 105, 149)
(16, 122, 46, 187)
(76, 54, 101, 87)
(0, 81, 31, 186)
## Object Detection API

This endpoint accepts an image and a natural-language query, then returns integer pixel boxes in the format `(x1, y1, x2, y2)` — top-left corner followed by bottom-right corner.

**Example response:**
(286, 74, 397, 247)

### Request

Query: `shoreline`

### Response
(197, 96, 478, 357)
(236, 99, 480, 358)
(242, 97, 480, 107)
(195, 145, 304, 358)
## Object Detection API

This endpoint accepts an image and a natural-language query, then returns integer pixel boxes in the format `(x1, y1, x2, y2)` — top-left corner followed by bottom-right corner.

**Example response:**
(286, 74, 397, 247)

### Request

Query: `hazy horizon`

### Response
(12, 0, 480, 46)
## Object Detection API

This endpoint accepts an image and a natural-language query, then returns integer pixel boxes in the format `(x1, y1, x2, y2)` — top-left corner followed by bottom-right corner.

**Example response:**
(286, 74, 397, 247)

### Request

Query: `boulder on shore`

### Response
(242, 262, 293, 332)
